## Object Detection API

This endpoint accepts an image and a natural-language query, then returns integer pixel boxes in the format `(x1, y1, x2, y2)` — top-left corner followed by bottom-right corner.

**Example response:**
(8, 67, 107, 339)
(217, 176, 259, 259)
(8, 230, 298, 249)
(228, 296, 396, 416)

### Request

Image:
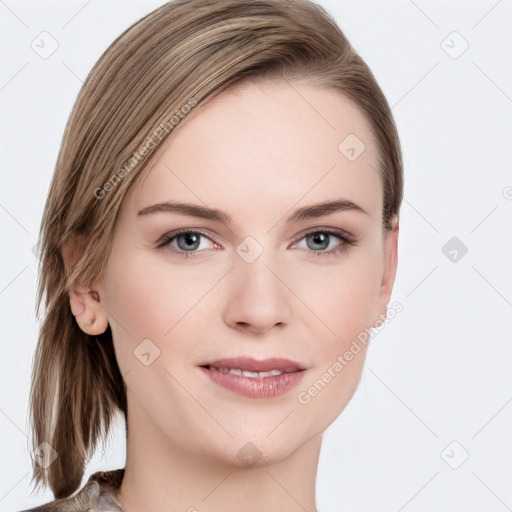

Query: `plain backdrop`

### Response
(1, 1, 511, 511)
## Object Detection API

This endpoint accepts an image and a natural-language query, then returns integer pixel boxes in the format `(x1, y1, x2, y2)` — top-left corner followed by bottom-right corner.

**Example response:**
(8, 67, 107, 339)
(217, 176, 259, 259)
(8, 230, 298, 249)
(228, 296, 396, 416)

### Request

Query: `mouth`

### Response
(198, 357, 307, 398)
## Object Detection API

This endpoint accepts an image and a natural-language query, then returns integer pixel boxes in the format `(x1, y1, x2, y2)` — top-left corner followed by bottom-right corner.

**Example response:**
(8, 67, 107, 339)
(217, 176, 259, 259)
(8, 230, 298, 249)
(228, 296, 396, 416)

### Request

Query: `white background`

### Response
(1, 1, 511, 511)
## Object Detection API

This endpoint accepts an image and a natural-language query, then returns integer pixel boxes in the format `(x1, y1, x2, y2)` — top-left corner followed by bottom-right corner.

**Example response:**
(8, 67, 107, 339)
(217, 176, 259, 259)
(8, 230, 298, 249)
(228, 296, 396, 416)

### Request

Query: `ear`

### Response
(61, 235, 109, 336)
(375, 216, 399, 321)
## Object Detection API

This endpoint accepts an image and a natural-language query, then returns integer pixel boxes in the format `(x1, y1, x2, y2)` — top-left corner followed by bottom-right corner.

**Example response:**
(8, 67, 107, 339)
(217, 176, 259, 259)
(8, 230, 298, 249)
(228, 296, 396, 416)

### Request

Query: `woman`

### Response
(23, 0, 403, 510)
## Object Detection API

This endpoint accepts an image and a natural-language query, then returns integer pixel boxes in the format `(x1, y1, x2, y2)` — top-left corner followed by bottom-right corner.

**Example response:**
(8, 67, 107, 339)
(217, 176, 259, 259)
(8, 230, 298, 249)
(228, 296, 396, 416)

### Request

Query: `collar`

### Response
(87, 468, 126, 511)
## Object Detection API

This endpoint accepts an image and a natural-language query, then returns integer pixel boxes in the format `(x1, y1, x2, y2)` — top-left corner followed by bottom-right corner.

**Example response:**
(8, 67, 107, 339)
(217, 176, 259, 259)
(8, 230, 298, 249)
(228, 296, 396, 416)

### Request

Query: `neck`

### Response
(118, 392, 322, 512)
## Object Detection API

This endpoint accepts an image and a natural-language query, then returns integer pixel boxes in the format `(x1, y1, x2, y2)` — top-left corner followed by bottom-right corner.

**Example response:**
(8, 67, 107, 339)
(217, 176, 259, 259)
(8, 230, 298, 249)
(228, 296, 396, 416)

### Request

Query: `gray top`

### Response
(18, 469, 126, 512)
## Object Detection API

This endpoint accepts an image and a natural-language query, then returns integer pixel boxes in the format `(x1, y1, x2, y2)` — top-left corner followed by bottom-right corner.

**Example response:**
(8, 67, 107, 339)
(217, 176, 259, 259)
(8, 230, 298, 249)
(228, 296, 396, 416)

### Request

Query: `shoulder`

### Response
(16, 468, 125, 512)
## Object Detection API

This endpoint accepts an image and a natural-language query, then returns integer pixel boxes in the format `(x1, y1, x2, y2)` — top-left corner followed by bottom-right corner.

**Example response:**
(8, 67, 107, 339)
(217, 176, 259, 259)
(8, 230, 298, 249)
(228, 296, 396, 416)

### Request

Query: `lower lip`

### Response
(199, 367, 306, 398)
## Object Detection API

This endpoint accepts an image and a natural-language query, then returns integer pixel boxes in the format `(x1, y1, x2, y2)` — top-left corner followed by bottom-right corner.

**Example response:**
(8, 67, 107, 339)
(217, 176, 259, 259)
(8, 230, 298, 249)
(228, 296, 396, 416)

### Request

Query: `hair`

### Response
(28, 0, 403, 499)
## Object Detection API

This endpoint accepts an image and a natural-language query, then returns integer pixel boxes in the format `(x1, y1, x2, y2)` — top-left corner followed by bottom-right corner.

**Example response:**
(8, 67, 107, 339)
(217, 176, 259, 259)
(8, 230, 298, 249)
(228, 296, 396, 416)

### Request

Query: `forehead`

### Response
(124, 80, 382, 225)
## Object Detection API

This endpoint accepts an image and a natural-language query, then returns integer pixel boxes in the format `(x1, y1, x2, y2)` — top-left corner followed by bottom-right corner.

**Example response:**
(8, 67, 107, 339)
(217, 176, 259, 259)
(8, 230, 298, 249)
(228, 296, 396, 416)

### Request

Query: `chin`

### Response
(203, 425, 318, 469)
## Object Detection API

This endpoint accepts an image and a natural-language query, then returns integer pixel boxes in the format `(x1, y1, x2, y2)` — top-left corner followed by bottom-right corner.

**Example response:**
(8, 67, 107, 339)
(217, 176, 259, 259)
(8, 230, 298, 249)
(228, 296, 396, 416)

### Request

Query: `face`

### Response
(94, 80, 398, 467)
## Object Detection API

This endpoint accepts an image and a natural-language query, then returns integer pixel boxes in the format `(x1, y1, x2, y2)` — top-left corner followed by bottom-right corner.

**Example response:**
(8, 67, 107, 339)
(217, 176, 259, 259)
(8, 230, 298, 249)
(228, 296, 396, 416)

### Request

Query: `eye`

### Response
(291, 228, 356, 257)
(156, 227, 356, 259)
(156, 229, 218, 258)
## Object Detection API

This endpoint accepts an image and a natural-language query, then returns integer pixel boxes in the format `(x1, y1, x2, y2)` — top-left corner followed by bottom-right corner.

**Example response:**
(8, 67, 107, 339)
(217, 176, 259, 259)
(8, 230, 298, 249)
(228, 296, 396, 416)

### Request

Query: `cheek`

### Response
(330, 262, 381, 345)
(106, 248, 205, 336)
(293, 254, 379, 425)
(293, 248, 383, 351)
(293, 249, 382, 423)
(103, 245, 228, 369)
(108, 264, 170, 338)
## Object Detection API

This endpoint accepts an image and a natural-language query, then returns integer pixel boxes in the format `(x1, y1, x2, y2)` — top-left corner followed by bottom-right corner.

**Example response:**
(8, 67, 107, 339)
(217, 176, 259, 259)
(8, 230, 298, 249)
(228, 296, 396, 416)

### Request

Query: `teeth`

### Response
(239, 370, 259, 378)
(208, 366, 284, 378)
(263, 370, 284, 377)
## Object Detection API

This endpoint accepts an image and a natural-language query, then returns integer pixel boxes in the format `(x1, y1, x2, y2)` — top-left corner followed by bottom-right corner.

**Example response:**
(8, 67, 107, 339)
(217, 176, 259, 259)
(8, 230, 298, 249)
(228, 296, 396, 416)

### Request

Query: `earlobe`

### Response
(62, 235, 109, 336)
(68, 286, 108, 335)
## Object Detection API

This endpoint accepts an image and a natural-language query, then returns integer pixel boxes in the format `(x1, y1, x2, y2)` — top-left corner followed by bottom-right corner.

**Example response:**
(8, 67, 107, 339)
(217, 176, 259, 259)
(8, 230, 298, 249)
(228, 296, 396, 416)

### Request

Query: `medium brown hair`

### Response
(29, 0, 403, 498)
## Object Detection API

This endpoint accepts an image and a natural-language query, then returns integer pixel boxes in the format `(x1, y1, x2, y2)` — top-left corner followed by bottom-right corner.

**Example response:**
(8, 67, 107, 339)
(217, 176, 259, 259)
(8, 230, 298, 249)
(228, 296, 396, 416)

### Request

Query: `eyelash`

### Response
(156, 228, 356, 259)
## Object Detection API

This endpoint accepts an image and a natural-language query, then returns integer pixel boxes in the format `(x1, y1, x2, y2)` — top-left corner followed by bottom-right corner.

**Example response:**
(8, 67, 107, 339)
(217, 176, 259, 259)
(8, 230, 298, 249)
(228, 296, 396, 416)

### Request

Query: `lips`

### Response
(198, 357, 306, 398)
(200, 357, 305, 373)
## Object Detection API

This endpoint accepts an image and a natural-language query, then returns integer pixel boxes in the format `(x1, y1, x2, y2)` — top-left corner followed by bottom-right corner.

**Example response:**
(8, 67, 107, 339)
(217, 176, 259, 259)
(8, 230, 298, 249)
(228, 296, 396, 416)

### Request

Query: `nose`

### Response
(221, 249, 293, 335)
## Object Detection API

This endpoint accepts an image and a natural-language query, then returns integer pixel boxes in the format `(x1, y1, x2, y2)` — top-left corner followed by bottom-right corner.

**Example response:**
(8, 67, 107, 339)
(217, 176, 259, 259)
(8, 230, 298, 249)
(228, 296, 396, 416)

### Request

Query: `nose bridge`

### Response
(236, 239, 277, 289)
(221, 235, 293, 333)
(234, 235, 284, 301)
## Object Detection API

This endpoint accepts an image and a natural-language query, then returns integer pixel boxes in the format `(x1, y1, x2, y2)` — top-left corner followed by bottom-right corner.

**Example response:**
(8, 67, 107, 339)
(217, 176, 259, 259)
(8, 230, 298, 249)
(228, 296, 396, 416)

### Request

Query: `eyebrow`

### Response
(137, 198, 369, 224)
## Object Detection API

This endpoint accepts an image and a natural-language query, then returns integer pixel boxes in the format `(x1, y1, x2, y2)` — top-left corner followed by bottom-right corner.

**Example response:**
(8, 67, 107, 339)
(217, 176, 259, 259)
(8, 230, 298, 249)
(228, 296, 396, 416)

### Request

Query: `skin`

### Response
(63, 80, 399, 512)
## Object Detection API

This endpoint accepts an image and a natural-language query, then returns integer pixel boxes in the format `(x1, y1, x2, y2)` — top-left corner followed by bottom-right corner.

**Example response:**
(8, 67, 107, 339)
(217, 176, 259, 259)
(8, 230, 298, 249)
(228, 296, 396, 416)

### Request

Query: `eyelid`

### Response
(156, 225, 357, 256)
(291, 226, 355, 245)
(155, 227, 217, 248)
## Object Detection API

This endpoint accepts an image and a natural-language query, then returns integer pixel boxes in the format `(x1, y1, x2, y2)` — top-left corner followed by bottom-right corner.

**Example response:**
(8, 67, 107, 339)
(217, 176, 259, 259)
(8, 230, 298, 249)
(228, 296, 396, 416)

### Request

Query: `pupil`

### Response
(308, 233, 329, 250)
(178, 233, 200, 251)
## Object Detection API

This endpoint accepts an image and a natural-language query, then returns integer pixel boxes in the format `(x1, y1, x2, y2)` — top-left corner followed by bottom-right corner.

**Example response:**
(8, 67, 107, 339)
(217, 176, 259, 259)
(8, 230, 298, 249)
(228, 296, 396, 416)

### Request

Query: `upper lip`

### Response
(200, 357, 305, 373)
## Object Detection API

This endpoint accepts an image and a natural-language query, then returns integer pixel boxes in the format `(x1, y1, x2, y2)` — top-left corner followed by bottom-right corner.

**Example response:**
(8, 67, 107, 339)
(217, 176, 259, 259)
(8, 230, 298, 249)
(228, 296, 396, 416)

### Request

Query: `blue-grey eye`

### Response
(176, 232, 201, 251)
(305, 232, 331, 251)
